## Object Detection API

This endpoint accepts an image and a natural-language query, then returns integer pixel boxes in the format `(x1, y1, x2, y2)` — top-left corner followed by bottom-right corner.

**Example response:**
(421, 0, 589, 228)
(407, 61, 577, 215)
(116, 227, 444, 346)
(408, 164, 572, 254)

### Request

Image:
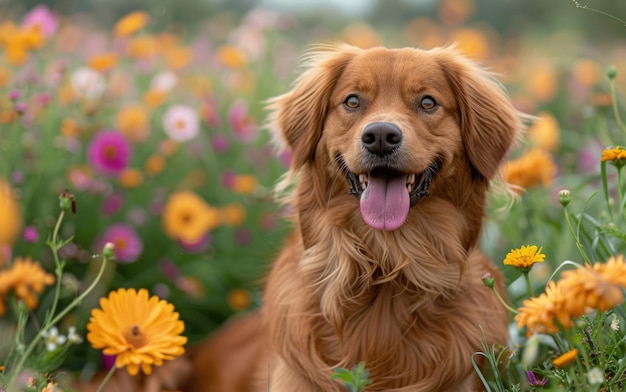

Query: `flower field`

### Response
(1, 1, 626, 390)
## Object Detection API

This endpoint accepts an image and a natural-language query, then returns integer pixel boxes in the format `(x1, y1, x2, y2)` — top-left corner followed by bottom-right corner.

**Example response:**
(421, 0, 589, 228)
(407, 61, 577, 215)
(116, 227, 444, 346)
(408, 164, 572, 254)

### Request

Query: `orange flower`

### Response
(118, 169, 143, 188)
(127, 36, 158, 59)
(527, 112, 559, 152)
(113, 11, 149, 38)
(515, 281, 573, 336)
(231, 175, 258, 194)
(219, 203, 246, 227)
(601, 146, 626, 165)
(552, 349, 578, 368)
(165, 47, 193, 70)
(0, 179, 22, 248)
(524, 62, 557, 102)
(162, 191, 219, 243)
(504, 149, 556, 191)
(88, 52, 119, 73)
(227, 289, 252, 311)
(0, 257, 55, 314)
(215, 45, 247, 68)
(503, 245, 545, 271)
(145, 155, 165, 175)
(87, 288, 187, 375)
(448, 27, 489, 60)
(142, 89, 167, 108)
(60, 118, 80, 138)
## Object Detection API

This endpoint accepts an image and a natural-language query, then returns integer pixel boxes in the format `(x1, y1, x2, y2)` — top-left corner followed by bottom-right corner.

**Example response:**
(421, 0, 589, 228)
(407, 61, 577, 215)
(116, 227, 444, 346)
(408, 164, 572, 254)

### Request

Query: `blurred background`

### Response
(1, 0, 625, 380)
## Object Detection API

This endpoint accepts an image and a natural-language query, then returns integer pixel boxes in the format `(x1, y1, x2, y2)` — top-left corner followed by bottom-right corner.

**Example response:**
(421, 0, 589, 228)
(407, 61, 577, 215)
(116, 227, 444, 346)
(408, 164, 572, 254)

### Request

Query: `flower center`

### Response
(175, 118, 186, 132)
(123, 324, 147, 349)
(103, 145, 117, 160)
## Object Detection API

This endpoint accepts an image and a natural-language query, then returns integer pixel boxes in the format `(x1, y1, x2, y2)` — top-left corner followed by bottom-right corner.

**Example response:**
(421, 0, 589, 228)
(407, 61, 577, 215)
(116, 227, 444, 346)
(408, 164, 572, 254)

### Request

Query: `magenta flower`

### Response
(227, 100, 258, 142)
(87, 131, 131, 175)
(21, 5, 58, 37)
(526, 371, 547, 387)
(95, 223, 143, 263)
(211, 134, 231, 153)
(22, 226, 39, 243)
(101, 193, 124, 216)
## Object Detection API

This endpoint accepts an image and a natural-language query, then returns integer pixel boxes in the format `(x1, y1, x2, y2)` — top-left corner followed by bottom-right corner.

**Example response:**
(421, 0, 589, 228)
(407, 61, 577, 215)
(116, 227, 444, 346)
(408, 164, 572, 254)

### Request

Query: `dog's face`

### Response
(270, 45, 520, 232)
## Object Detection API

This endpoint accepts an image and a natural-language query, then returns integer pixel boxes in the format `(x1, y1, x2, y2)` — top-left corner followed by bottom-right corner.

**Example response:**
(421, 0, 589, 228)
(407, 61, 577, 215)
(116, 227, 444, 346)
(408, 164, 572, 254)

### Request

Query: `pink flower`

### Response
(95, 223, 143, 263)
(22, 226, 39, 243)
(87, 131, 131, 176)
(101, 193, 124, 216)
(163, 104, 199, 142)
(211, 134, 231, 153)
(21, 5, 58, 37)
(227, 100, 258, 142)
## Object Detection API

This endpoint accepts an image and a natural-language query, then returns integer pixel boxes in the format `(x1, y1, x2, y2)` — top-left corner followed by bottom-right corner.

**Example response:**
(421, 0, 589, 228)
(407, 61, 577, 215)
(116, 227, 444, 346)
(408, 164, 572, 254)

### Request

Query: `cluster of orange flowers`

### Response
(0, 257, 55, 316)
(601, 146, 626, 165)
(515, 255, 626, 336)
(0, 21, 45, 66)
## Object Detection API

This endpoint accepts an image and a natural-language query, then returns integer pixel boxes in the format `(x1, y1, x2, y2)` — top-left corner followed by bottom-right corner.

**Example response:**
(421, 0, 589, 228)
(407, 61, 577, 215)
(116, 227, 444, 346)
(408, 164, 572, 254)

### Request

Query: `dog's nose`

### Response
(361, 122, 403, 156)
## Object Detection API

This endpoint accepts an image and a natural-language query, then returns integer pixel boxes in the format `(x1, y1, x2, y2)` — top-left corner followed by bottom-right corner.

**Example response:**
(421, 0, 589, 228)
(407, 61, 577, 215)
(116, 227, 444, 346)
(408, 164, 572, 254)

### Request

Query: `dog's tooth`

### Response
(359, 174, 368, 183)
(407, 173, 415, 185)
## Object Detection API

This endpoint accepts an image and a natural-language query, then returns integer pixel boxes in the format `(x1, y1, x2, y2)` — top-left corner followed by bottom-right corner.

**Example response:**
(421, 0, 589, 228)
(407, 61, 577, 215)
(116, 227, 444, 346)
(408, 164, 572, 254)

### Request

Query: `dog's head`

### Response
(269, 44, 521, 232)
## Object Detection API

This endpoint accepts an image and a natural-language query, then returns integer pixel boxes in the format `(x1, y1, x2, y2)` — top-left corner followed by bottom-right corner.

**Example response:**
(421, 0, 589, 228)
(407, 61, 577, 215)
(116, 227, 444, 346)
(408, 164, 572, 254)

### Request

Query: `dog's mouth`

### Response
(337, 155, 442, 231)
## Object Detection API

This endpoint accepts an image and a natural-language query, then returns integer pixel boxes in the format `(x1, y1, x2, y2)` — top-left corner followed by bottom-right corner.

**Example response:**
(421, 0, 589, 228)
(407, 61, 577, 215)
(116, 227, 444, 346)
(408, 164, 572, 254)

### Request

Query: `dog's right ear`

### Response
(267, 45, 359, 170)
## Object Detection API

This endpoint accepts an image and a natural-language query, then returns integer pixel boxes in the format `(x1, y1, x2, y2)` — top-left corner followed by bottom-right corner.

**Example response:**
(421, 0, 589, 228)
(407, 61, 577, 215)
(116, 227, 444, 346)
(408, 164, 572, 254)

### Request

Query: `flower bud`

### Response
(607, 65, 617, 80)
(102, 242, 116, 260)
(558, 189, 571, 207)
(59, 189, 76, 214)
(481, 272, 495, 288)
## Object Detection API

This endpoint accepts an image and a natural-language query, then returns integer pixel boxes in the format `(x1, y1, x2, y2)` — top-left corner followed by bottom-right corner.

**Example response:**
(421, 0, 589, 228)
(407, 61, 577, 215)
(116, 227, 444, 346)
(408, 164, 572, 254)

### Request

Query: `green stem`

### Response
(523, 271, 534, 297)
(45, 210, 65, 325)
(563, 206, 591, 264)
(561, 327, 587, 391)
(491, 286, 518, 314)
(95, 365, 117, 392)
(609, 79, 626, 135)
(6, 253, 109, 389)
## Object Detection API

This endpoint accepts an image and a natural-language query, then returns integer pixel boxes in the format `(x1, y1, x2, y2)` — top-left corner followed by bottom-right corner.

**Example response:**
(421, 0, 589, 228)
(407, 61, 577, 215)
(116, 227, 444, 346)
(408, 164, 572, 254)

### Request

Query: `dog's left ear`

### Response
(438, 50, 522, 179)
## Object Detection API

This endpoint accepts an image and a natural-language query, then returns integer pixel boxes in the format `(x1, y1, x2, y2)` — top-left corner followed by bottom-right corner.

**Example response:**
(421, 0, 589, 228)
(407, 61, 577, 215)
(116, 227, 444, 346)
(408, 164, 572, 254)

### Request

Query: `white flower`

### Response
(163, 104, 199, 142)
(70, 67, 106, 100)
(588, 367, 604, 385)
(67, 326, 83, 344)
(611, 314, 620, 331)
(150, 70, 178, 92)
(41, 326, 67, 352)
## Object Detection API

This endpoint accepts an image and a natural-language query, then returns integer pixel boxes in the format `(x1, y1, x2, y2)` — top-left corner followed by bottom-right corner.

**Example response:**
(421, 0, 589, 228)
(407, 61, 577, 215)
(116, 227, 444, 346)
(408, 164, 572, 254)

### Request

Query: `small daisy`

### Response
(41, 326, 67, 352)
(70, 67, 106, 100)
(68, 326, 83, 344)
(162, 104, 199, 142)
(588, 367, 604, 385)
(503, 245, 546, 271)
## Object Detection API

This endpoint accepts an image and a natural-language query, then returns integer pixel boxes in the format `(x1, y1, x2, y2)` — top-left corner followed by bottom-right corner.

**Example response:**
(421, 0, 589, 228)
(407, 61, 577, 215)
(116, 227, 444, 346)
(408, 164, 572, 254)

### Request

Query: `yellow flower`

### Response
(88, 52, 119, 73)
(0, 179, 22, 249)
(503, 245, 545, 270)
(86, 288, 187, 375)
(504, 149, 556, 191)
(127, 36, 158, 59)
(164, 47, 193, 70)
(524, 62, 558, 102)
(0, 257, 55, 314)
(448, 27, 489, 59)
(601, 146, 626, 165)
(143, 89, 167, 108)
(515, 281, 573, 336)
(113, 11, 149, 38)
(116, 105, 149, 142)
(552, 349, 578, 368)
(528, 112, 559, 152)
(162, 191, 219, 243)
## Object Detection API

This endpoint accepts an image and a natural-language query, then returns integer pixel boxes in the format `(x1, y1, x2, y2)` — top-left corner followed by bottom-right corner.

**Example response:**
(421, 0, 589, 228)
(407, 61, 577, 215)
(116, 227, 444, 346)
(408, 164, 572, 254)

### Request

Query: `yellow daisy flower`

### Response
(86, 288, 187, 375)
(601, 146, 626, 164)
(503, 245, 545, 271)
(161, 191, 219, 244)
(552, 349, 578, 368)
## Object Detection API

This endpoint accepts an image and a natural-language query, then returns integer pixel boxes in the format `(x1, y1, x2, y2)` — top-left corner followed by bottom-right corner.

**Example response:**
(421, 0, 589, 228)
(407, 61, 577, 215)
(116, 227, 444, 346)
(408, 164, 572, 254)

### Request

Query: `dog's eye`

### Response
(419, 96, 437, 111)
(344, 95, 361, 110)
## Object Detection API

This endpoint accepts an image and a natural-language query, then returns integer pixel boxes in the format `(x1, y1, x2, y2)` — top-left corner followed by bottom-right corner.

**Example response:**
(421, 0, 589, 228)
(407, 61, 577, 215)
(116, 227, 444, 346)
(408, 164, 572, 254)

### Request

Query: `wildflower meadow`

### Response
(1, 1, 626, 391)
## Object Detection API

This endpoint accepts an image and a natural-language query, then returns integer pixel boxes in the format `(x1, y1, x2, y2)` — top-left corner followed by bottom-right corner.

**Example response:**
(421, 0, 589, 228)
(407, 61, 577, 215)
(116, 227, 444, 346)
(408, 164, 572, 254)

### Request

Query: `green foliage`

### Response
(330, 362, 372, 392)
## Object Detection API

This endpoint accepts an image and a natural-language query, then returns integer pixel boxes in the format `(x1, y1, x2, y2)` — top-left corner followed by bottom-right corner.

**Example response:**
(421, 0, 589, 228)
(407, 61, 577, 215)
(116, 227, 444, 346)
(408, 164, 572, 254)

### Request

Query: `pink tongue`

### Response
(359, 173, 409, 231)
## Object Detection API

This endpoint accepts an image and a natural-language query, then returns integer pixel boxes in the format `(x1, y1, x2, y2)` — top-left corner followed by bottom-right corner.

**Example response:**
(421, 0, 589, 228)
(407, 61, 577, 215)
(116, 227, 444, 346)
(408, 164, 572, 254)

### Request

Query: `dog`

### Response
(78, 44, 520, 391)
(181, 44, 521, 392)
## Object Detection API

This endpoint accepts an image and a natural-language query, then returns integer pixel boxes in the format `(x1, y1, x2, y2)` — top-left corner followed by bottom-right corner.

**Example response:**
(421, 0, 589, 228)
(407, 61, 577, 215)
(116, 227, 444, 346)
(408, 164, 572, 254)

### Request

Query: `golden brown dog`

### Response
(77, 44, 520, 392)
(180, 44, 521, 392)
